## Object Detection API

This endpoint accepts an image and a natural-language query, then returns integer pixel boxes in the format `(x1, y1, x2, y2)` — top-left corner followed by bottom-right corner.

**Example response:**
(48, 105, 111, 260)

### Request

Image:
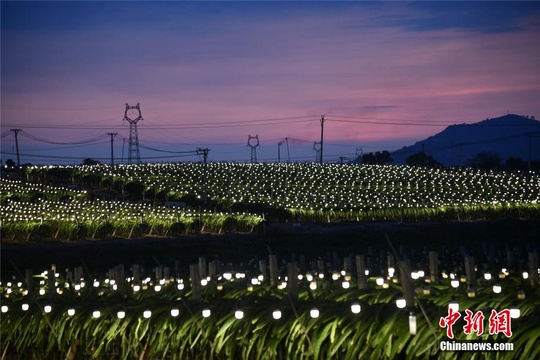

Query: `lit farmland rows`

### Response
(1, 250, 538, 359)
(1, 179, 263, 240)
(26, 163, 540, 210)
(24, 163, 540, 218)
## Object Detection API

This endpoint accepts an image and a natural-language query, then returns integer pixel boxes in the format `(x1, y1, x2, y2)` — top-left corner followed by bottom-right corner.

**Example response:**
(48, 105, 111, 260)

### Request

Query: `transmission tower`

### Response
(356, 148, 364, 164)
(123, 103, 143, 164)
(247, 135, 260, 163)
(313, 141, 322, 163)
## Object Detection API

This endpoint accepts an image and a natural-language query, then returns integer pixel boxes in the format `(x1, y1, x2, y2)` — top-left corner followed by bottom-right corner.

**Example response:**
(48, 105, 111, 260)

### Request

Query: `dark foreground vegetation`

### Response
(2, 220, 539, 359)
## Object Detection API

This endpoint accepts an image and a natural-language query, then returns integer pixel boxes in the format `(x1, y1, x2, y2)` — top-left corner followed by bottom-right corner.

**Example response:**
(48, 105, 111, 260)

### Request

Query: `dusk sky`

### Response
(1, 1, 539, 164)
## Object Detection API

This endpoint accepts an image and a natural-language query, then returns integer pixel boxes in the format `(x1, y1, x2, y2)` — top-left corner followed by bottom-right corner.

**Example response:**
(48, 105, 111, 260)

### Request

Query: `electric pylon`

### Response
(123, 103, 143, 164)
(313, 141, 322, 163)
(247, 135, 260, 163)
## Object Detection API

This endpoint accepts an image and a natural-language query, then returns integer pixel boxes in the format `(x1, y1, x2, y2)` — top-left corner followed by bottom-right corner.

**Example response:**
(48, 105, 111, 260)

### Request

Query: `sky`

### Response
(1, 1, 539, 164)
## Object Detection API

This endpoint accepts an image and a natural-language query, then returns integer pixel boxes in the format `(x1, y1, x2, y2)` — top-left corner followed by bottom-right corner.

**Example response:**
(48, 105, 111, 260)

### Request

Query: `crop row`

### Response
(24, 163, 540, 212)
(1, 259, 538, 359)
(1, 181, 263, 240)
(0, 208, 262, 242)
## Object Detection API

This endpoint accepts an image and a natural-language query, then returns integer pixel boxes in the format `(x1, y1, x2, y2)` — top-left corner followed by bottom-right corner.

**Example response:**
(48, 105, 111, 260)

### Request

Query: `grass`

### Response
(1, 256, 538, 359)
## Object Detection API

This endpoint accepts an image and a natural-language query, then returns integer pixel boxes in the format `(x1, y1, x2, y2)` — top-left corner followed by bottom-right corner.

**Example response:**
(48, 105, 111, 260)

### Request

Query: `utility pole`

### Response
(197, 148, 210, 206)
(10, 129, 22, 167)
(286, 138, 290, 162)
(107, 133, 117, 165)
(528, 133, 532, 171)
(107, 133, 117, 190)
(320, 115, 325, 164)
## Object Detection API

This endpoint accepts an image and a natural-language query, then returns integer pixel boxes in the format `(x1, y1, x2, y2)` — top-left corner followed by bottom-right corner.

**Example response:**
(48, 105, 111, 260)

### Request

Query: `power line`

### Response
(3, 140, 111, 152)
(2, 115, 318, 131)
(19, 131, 108, 145)
(0, 151, 201, 162)
(138, 143, 198, 154)
(1, 104, 119, 111)
(1, 131, 13, 139)
(329, 115, 538, 127)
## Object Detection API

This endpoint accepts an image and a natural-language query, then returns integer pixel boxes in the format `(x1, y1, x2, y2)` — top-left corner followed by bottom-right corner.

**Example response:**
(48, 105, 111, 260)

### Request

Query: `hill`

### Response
(390, 114, 540, 166)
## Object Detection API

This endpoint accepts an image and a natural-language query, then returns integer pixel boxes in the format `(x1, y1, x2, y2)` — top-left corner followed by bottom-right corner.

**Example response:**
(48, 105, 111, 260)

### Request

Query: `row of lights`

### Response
(17, 162, 540, 220)
(0, 303, 363, 319)
(3, 266, 536, 299)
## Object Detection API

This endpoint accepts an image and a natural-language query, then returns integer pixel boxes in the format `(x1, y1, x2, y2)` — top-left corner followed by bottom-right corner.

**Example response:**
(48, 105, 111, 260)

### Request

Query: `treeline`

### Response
(354, 150, 539, 172)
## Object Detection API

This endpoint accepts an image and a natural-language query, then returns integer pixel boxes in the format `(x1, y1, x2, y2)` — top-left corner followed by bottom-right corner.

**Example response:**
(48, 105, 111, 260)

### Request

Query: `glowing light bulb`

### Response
(350, 303, 361, 314)
(170, 308, 179, 317)
(510, 308, 520, 319)
(272, 310, 282, 320)
(234, 310, 244, 319)
(396, 298, 406, 309)
(310, 308, 320, 318)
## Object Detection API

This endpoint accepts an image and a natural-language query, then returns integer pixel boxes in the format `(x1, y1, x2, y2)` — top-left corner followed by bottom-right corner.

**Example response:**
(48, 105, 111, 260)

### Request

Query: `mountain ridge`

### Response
(390, 114, 540, 166)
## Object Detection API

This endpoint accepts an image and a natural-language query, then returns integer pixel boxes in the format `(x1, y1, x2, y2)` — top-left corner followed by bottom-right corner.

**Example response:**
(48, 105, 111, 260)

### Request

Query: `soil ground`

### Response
(2, 219, 539, 280)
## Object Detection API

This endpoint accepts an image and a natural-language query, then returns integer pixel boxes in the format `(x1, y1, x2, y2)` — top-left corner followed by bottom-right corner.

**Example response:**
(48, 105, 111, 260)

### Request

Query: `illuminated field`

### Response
(2, 164, 539, 241)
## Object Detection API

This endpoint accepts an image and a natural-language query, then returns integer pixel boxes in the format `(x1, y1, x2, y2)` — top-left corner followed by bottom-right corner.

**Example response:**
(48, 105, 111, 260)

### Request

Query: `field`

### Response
(1, 163, 540, 359)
